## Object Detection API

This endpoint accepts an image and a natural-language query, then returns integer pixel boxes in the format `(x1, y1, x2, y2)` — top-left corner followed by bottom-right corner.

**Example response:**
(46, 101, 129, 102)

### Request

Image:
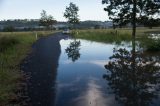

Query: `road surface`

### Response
(21, 33, 69, 106)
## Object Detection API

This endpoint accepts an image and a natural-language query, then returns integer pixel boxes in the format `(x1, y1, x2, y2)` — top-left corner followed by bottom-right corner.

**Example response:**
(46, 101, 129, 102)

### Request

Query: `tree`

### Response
(39, 10, 56, 30)
(102, 0, 160, 37)
(64, 2, 80, 29)
(47, 15, 56, 30)
(40, 10, 47, 27)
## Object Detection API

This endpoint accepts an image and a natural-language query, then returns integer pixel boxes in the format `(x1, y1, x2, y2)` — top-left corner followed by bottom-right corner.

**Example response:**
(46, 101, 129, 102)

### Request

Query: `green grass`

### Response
(72, 29, 132, 43)
(72, 28, 160, 51)
(0, 31, 55, 105)
(73, 28, 160, 42)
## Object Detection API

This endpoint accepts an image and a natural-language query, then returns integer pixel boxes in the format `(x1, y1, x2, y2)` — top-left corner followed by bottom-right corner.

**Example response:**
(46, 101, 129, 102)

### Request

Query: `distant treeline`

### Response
(0, 19, 114, 32)
(0, 19, 39, 27)
(0, 19, 160, 32)
(0, 19, 39, 32)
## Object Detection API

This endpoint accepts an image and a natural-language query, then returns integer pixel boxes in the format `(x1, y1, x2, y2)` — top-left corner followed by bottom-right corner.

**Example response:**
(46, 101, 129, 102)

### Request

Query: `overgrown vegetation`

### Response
(0, 31, 54, 105)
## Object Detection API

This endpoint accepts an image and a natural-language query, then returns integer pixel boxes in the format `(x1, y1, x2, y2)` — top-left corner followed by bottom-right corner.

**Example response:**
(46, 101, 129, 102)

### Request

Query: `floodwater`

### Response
(56, 39, 118, 106)
(55, 39, 160, 106)
(22, 33, 160, 106)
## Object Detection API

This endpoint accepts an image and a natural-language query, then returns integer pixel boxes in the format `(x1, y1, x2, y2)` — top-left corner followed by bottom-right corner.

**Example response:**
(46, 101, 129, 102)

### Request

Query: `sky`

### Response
(0, 0, 109, 21)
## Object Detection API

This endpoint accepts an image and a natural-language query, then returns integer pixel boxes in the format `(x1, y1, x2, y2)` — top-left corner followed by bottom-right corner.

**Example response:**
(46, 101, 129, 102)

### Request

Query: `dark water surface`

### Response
(22, 33, 160, 106)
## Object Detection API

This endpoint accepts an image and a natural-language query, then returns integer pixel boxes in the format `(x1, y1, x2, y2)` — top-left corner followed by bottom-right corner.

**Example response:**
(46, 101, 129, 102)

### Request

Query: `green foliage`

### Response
(64, 2, 80, 27)
(39, 10, 57, 29)
(102, 0, 160, 28)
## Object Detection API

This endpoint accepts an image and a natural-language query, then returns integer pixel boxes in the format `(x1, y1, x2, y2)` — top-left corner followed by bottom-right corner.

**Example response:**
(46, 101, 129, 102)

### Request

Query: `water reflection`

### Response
(57, 39, 119, 106)
(65, 39, 81, 62)
(149, 34, 160, 40)
(103, 40, 160, 106)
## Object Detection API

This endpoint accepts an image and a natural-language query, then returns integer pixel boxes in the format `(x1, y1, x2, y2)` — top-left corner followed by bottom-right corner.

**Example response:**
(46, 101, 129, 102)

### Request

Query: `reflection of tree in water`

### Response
(103, 40, 160, 106)
(65, 40, 81, 62)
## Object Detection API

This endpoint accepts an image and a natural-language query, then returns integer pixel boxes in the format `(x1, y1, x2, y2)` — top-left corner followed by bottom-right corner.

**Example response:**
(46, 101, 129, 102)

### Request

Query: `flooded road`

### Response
(22, 33, 160, 106)
(56, 39, 117, 106)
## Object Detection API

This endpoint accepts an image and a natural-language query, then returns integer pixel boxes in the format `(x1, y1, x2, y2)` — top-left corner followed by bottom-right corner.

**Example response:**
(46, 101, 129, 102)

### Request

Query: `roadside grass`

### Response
(0, 31, 55, 105)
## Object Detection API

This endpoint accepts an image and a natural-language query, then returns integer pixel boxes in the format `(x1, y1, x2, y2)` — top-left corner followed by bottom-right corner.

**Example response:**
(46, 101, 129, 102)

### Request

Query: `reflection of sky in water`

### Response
(71, 78, 118, 106)
(54, 39, 160, 106)
(55, 39, 121, 106)
(59, 39, 114, 62)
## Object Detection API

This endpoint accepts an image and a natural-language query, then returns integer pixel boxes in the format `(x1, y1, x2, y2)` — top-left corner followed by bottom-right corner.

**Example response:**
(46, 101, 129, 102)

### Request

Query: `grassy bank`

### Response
(73, 28, 159, 42)
(0, 31, 55, 105)
(72, 28, 160, 51)
(72, 29, 132, 43)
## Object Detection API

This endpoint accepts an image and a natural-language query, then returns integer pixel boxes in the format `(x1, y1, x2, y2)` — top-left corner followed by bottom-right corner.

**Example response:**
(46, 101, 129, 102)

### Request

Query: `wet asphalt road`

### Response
(21, 32, 69, 106)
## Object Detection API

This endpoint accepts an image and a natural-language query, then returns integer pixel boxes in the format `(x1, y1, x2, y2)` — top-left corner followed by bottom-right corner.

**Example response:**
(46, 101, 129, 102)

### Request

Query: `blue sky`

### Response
(0, 0, 109, 21)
